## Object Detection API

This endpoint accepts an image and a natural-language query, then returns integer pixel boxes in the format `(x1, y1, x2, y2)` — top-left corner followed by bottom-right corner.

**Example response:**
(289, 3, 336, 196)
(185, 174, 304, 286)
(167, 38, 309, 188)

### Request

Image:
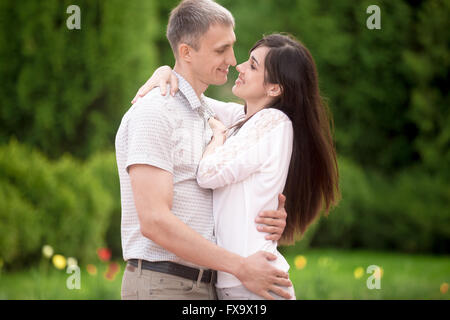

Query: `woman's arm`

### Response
(203, 96, 245, 127)
(131, 66, 178, 103)
(130, 66, 244, 126)
(197, 109, 292, 190)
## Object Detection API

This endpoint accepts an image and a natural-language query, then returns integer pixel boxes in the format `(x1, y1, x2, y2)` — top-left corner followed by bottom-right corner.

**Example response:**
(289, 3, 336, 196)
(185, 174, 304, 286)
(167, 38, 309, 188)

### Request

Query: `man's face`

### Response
(189, 23, 237, 86)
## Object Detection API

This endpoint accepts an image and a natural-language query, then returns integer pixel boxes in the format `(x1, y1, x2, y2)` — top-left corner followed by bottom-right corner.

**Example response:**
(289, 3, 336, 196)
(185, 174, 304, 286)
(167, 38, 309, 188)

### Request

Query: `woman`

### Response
(134, 33, 340, 300)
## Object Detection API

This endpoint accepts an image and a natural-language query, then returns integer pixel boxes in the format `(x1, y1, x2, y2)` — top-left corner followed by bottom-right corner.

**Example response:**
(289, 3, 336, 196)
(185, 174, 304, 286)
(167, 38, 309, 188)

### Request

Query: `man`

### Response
(116, 0, 291, 300)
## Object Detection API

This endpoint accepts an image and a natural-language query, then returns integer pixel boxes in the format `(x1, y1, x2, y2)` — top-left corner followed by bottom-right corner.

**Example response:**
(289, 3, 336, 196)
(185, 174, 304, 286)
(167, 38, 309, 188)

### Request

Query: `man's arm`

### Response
(129, 164, 292, 300)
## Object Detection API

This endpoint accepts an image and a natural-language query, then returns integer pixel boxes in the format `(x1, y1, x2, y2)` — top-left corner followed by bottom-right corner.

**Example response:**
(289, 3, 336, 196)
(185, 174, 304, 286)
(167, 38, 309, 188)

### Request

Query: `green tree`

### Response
(403, 0, 450, 178)
(0, 0, 160, 158)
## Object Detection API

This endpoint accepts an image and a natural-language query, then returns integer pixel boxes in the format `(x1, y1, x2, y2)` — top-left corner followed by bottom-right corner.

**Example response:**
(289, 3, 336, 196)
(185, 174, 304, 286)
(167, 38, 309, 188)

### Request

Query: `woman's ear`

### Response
(178, 43, 192, 62)
(267, 84, 282, 97)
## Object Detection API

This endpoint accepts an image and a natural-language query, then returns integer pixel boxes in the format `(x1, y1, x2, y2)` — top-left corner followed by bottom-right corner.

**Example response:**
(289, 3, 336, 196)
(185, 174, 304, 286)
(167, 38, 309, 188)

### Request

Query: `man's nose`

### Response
(227, 48, 237, 67)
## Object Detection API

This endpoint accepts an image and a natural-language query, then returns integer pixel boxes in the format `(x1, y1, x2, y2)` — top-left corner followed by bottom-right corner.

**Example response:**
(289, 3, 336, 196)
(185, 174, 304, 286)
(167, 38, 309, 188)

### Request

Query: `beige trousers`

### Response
(121, 260, 217, 300)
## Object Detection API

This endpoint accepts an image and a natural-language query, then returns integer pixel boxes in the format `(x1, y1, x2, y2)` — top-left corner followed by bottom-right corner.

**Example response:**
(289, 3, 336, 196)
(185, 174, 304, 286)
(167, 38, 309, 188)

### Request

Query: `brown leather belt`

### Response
(128, 259, 216, 284)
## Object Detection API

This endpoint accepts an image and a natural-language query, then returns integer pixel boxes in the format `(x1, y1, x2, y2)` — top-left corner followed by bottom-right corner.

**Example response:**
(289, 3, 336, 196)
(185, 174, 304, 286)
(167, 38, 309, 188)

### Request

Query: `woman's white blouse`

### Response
(198, 100, 294, 288)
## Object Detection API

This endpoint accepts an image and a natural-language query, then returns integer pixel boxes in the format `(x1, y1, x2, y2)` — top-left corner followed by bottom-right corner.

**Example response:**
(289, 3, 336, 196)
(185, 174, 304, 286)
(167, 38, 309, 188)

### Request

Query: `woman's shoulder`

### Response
(251, 108, 292, 129)
(233, 108, 292, 141)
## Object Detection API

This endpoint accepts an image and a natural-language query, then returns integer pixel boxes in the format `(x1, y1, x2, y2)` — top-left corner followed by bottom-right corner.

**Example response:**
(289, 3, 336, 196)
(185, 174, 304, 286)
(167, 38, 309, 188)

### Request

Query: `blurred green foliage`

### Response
(0, 139, 118, 269)
(0, 0, 159, 158)
(306, 157, 450, 254)
(402, 0, 450, 174)
(0, 0, 449, 269)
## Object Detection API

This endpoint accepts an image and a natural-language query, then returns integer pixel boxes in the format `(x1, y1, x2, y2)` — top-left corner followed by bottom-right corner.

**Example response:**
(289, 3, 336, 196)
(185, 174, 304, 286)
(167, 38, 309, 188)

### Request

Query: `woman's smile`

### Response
(235, 74, 245, 85)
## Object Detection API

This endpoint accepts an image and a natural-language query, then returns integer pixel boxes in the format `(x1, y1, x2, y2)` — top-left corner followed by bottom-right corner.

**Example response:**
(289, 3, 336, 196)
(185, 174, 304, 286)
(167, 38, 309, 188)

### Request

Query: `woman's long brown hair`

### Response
(232, 34, 341, 245)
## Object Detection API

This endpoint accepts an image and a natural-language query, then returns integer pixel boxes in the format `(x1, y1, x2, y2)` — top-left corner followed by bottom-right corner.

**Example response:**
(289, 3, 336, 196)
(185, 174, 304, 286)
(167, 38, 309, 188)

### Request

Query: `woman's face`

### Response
(232, 46, 271, 102)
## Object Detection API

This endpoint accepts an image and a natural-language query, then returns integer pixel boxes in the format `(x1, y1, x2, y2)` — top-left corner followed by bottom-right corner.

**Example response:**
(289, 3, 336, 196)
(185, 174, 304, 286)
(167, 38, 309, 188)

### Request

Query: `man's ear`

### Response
(267, 84, 283, 97)
(178, 43, 193, 62)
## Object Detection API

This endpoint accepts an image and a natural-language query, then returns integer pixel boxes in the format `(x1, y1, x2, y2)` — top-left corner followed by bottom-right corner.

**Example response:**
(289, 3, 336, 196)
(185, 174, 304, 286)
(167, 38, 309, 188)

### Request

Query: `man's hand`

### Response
(131, 65, 178, 104)
(256, 194, 287, 241)
(236, 251, 292, 300)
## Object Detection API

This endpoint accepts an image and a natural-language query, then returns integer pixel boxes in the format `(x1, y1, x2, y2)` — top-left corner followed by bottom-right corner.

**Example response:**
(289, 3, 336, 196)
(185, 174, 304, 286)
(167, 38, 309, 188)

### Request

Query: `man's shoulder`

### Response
(124, 88, 178, 122)
(134, 88, 173, 112)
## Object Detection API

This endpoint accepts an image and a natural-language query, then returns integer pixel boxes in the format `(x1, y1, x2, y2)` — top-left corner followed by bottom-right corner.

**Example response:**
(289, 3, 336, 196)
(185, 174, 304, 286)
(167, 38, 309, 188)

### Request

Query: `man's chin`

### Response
(210, 76, 228, 86)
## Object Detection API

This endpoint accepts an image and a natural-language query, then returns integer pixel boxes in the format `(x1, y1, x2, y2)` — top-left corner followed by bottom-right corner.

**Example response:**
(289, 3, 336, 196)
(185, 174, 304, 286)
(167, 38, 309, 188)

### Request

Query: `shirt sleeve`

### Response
(203, 96, 245, 127)
(196, 109, 292, 189)
(125, 98, 174, 174)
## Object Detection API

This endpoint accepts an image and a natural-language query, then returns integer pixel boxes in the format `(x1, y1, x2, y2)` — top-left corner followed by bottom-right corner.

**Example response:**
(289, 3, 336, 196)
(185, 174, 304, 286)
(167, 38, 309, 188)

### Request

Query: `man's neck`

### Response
(173, 63, 208, 99)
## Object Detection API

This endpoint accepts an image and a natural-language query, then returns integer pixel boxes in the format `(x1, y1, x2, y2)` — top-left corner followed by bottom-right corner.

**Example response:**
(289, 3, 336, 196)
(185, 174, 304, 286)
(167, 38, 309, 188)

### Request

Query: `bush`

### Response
(84, 152, 122, 260)
(0, 140, 116, 269)
(281, 156, 373, 254)
(0, 183, 41, 265)
(308, 158, 450, 254)
(361, 167, 450, 253)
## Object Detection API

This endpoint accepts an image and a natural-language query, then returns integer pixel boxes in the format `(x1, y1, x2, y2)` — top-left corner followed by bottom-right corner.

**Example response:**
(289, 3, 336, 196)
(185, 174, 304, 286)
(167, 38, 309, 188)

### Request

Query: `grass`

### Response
(285, 248, 450, 300)
(0, 261, 122, 300)
(0, 248, 449, 300)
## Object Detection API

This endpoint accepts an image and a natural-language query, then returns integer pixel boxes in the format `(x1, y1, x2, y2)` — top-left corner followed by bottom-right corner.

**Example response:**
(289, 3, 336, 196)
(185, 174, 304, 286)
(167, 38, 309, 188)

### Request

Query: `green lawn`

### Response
(285, 248, 450, 300)
(0, 248, 449, 300)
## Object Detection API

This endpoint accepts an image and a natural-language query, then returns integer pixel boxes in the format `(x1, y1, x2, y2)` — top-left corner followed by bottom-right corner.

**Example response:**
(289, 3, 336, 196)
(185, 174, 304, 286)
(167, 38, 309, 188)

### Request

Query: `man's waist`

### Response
(128, 259, 216, 284)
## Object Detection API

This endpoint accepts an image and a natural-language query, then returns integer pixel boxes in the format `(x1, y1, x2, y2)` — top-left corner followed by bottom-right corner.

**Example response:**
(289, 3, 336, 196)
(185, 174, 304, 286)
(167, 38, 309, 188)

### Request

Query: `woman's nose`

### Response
(236, 63, 243, 73)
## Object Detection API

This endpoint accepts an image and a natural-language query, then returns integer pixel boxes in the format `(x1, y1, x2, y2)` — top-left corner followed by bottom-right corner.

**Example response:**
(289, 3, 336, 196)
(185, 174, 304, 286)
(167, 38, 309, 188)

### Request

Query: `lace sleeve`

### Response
(203, 96, 245, 127)
(197, 109, 291, 189)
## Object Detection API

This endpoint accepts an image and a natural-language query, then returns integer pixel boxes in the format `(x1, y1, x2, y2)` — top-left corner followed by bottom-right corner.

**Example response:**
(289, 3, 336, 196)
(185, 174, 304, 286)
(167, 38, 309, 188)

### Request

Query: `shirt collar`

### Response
(173, 70, 205, 110)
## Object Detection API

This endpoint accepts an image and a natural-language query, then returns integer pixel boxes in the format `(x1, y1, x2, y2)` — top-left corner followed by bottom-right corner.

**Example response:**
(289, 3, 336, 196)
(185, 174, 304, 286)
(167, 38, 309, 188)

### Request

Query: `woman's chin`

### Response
(231, 85, 244, 99)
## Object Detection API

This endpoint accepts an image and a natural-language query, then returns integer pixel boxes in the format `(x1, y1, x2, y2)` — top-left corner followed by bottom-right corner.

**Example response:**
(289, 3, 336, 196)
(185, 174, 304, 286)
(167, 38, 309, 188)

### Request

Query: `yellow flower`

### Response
(86, 264, 97, 276)
(52, 254, 67, 270)
(67, 257, 78, 267)
(294, 255, 307, 269)
(42, 245, 54, 258)
(440, 283, 448, 294)
(354, 267, 364, 279)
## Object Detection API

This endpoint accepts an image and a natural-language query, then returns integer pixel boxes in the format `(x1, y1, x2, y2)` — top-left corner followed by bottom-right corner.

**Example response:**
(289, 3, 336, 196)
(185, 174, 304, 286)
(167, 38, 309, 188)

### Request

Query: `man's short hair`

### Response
(167, 0, 235, 56)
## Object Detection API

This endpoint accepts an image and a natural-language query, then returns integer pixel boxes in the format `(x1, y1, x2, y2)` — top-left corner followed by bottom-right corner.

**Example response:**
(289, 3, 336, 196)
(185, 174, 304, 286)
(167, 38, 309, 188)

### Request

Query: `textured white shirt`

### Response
(197, 102, 294, 288)
(115, 72, 216, 267)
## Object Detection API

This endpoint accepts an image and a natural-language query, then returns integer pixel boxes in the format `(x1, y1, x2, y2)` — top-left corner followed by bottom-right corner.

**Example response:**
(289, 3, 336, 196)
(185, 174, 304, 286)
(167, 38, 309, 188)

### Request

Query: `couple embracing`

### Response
(115, 0, 340, 300)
